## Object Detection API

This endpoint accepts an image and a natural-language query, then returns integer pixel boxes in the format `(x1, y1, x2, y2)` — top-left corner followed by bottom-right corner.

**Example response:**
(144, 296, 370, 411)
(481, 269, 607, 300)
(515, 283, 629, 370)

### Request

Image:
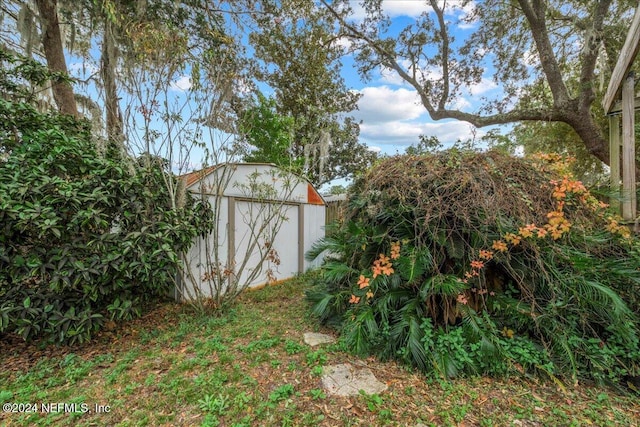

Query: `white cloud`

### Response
(514, 145, 525, 157)
(384, 1, 432, 18)
(349, 1, 476, 22)
(360, 120, 480, 147)
(349, 1, 432, 20)
(377, 59, 432, 86)
(520, 48, 538, 68)
(450, 97, 472, 110)
(449, 1, 478, 29)
(469, 77, 498, 96)
(351, 84, 485, 151)
(354, 86, 424, 123)
(378, 66, 409, 86)
(332, 36, 354, 52)
(170, 75, 192, 91)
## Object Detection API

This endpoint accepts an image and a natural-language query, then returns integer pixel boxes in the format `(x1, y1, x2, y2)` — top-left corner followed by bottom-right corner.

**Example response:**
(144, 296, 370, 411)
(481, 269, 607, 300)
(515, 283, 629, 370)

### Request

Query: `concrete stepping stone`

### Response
(303, 332, 336, 346)
(321, 363, 387, 397)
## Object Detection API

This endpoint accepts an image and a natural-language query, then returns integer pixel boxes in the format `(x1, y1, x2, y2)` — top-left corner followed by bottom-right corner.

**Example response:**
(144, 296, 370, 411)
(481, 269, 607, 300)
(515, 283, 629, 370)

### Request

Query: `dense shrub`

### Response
(0, 49, 212, 344)
(307, 150, 640, 385)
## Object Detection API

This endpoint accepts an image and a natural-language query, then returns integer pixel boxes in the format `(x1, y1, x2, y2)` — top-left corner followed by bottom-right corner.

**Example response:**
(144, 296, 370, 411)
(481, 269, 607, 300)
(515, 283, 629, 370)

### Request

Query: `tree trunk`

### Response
(565, 110, 610, 165)
(101, 18, 124, 149)
(566, 108, 640, 180)
(35, 0, 77, 117)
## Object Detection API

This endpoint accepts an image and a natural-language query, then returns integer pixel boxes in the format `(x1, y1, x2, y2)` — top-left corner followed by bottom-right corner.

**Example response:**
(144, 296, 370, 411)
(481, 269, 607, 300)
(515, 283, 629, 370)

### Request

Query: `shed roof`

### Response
(180, 163, 326, 206)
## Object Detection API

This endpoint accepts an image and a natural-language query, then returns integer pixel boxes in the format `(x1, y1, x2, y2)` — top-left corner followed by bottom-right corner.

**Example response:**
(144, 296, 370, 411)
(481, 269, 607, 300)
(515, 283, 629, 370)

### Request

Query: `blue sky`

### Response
(150, 1, 507, 163)
(59, 0, 509, 186)
(332, 1, 504, 157)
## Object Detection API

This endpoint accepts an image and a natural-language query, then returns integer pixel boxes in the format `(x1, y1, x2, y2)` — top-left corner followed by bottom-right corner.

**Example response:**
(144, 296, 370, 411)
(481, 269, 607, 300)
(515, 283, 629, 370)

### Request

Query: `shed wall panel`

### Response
(303, 204, 326, 269)
(234, 201, 300, 288)
(195, 164, 308, 203)
(180, 197, 230, 299)
(180, 164, 326, 300)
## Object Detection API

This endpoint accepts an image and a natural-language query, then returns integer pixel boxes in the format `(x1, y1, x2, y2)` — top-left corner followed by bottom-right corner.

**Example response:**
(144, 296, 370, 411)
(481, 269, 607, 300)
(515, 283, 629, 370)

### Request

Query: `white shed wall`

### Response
(303, 204, 326, 270)
(233, 201, 300, 288)
(179, 196, 230, 299)
(195, 164, 307, 203)
(179, 164, 326, 300)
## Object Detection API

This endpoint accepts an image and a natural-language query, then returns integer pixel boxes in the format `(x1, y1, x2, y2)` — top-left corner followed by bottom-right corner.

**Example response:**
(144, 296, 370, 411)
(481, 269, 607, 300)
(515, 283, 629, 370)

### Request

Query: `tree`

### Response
(327, 184, 347, 195)
(485, 77, 609, 182)
(321, 0, 638, 172)
(249, 0, 376, 186)
(25, 0, 78, 116)
(237, 93, 300, 169)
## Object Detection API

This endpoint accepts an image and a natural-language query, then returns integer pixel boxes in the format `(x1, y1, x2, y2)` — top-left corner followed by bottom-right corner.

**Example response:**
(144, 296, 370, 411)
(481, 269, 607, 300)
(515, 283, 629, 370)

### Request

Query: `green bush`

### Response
(306, 150, 640, 385)
(0, 49, 212, 344)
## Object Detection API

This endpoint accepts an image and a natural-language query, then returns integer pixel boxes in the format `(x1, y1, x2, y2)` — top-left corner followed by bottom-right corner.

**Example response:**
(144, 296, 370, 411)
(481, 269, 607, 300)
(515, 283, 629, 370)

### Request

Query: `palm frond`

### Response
(305, 235, 346, 262)
(572, 280, 631, 321)
(419, 274, 466, 299)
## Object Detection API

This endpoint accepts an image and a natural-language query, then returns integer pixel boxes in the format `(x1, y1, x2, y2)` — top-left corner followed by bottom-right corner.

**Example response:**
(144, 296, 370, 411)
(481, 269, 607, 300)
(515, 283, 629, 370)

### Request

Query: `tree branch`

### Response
(578, 0, 612, 110)
(321, 0, 570, 128)
(517, 0, 570, 107)
(429, 0, 449, 110)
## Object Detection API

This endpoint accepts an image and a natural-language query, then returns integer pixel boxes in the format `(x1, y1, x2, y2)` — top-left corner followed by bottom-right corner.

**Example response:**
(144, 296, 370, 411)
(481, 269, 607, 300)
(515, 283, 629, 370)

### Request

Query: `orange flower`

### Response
(536, 228, 548, 238)
(390, 241, 401, 259)
(366, 290, 374, 299)
(357, 275, 370, 289)
(504, 233, 521, 246)
(383, 254, 391, 264)
(372, 253, 394, 278)
(492, 240, 508, 252)
(372, 265, 383, 278)
(470, 260, 484, 269)
(553, 189, 566, 200)
(547, 210, 565, 219)
(381, 265, 394, 276)
(518, 224, 536, 238)
(479, 249, 494, 260)
(349, 294, 360, 304)
(550, 229, 563, 240)
(456, 294, 468, 305)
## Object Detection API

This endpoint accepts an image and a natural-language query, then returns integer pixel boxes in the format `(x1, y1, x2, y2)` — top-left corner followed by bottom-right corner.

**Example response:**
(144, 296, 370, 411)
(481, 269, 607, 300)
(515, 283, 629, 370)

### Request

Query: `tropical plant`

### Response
(306, 150, 640, 385)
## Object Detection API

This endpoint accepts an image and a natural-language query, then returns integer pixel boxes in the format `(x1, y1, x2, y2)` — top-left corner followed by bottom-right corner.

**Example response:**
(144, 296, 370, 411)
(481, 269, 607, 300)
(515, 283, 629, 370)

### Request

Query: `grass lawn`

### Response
(1, 276, 639, 426)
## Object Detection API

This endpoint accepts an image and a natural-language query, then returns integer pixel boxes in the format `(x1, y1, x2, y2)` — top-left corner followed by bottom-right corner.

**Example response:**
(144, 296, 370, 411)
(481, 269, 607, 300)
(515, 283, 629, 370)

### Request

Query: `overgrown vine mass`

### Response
(307, 150, 640, 384)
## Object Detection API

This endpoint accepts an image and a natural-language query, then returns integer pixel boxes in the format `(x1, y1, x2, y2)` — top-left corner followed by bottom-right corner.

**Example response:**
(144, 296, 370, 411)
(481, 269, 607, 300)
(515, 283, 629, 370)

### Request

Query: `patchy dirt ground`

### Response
(2, 279, 639, 426)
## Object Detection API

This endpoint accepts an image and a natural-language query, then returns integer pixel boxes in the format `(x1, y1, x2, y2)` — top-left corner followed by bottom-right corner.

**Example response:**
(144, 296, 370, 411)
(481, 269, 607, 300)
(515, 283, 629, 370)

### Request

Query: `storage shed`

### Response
(178, 163, 326, 300)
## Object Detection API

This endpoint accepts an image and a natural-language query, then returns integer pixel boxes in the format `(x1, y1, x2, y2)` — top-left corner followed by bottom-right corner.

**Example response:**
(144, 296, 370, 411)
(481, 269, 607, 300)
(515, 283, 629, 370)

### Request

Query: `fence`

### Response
(324, 194, 347, 226)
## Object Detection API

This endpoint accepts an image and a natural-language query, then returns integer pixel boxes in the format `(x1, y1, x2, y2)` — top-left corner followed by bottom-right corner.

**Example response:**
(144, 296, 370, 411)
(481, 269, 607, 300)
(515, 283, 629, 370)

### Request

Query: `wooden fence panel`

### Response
(325, 198, 346, 226)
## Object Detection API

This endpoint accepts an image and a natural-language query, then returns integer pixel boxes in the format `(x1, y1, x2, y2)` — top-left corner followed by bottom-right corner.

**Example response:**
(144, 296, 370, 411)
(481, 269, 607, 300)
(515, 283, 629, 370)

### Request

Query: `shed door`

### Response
(233, 201, 300, 288)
